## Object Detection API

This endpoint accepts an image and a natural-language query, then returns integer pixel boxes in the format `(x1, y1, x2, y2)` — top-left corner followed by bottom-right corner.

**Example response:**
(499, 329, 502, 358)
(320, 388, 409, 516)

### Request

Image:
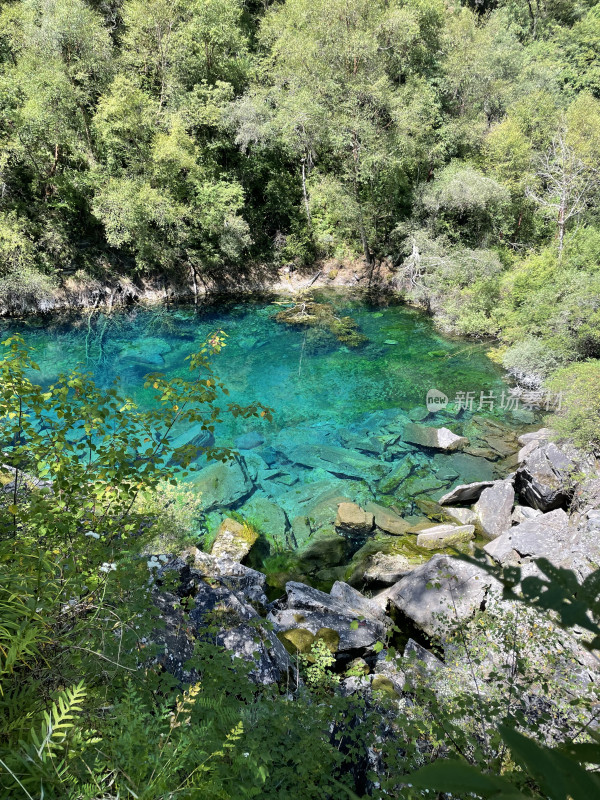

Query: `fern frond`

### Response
(27, 681, 87, 761)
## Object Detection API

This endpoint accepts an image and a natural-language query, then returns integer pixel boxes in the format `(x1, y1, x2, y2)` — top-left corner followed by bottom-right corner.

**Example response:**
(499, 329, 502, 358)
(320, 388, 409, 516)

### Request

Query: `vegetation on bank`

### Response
(1, 336, 599, 800)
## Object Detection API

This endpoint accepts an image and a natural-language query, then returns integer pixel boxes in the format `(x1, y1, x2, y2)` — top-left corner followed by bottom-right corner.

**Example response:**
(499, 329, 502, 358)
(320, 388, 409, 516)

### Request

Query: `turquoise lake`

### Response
(1, 293, 537, 588)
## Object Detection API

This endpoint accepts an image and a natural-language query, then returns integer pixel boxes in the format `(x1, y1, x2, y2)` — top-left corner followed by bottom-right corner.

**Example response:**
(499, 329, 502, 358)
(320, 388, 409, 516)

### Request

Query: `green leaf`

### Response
(499, 725, 600, 800)
(407, 759, 527, 797)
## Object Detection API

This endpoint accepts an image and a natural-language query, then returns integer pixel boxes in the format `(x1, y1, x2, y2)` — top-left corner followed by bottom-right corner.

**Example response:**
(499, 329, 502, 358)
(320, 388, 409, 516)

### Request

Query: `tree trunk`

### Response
(301, 156, 312, 229)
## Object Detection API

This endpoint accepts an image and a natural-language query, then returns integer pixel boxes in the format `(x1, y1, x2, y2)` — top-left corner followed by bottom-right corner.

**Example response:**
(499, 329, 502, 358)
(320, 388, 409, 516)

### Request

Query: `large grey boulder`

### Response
(515, 443, 576, 512)
(473, 481, 515, 540)
(178, 548, 267, 606)
(267, 581, 391, 655)
(439, 480, 497, 506)
(403, 423, 468, 452)
(484, 508, 574, 566)
(152, 561, 291, 685)
(384, 554, 501, 638)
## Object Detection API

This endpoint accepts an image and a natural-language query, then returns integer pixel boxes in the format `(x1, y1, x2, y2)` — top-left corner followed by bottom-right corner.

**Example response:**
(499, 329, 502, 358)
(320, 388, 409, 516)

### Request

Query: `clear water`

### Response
(1, 293, 535, 582)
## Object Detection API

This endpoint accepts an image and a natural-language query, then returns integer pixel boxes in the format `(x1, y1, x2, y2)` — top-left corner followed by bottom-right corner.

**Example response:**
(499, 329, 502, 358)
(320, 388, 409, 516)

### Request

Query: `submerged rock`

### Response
(235, 431, 265, 450)
(377, 455, 417, 494)
(288, 443, 388, 481)
(239, 494, 289, 548)
(365, 501, 411, 535)
(402, 423, 468, 452)
(192, 459, 254, 511)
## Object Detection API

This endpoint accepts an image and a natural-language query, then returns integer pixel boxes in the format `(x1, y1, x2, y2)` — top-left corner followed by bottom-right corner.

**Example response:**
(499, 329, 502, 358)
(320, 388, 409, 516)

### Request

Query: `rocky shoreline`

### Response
(149, 428, 600, 696)
(0, 257, 394, 318)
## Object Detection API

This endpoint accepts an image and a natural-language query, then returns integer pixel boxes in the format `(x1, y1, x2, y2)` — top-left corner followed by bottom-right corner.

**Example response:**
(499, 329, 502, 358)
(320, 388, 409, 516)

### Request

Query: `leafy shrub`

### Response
(547, 359, 600, 452)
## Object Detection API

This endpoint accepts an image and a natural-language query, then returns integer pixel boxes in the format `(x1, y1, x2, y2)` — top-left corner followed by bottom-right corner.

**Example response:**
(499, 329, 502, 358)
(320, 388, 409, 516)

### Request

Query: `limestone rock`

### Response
(365, 501, 411, 535)
(473, 481, 515, 540)
(511, 505, 543, 525)
(211, 517, 257, 562)
(386, 554, 501, 637)
(439, 480, 497, 506)
(444, 507, 477, 526)
(268, 581, 391, 655)
(484, 508, 573, 565)
(403, 423, 468, 452)
(416, 524, 475, 550)
(515, 442, 577, 511)
(152, 563, 291, 685)
(178, 548, 267, 606)
(517, 428, 553, 447)
(363, 552, 415, 586)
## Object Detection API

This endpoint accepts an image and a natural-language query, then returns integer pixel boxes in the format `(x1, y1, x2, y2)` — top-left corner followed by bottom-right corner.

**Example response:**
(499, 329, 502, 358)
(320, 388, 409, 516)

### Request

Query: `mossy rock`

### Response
(278, 628, 315, 655)
(315, 627, 340, 654)
(371, 675, 400, 697)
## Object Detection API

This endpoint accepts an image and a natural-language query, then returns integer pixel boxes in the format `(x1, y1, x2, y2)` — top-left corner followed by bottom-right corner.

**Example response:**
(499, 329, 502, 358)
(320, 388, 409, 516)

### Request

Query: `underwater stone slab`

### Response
(288, 444, 389, 481)
(416, 524, 475, 550)
(239, 494, 289, 548)
(235, 432, 265, 450)
(402, 423, 468, 452)
(377, 455, 417, 494)
(192, 459, 254, 511)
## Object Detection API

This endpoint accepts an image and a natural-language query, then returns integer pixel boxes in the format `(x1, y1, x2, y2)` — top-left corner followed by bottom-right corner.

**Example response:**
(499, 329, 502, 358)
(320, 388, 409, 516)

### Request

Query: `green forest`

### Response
(1, 0, 600, 413)
(2, 1, 600, 798)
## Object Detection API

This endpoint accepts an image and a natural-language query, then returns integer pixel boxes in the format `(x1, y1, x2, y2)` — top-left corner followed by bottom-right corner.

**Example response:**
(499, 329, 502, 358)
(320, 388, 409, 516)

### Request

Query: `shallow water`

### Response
(2, 293, 536, 583)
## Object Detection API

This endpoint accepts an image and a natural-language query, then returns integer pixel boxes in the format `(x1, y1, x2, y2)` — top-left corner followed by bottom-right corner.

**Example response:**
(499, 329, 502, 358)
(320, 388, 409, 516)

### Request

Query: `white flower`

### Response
(85, 532, 100, 539)
(100, 562, 117, 573)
